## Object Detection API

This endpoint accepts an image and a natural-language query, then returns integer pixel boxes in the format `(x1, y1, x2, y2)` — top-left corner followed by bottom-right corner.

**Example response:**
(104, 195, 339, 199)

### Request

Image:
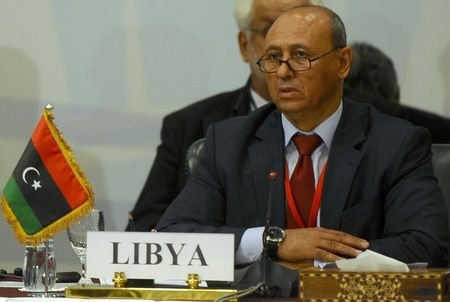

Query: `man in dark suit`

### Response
(344, 42, 450, 143)
(157, 6, 448, 268)
(128, 0, 321, 231)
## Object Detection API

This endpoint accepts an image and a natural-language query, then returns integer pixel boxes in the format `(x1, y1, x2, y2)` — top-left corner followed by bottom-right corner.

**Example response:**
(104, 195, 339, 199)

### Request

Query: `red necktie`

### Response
(287, 134, 322, 228)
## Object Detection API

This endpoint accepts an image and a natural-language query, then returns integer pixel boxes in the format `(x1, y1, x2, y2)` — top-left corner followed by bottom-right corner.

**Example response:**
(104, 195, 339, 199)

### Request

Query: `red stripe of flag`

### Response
(31, 117, 88, 209)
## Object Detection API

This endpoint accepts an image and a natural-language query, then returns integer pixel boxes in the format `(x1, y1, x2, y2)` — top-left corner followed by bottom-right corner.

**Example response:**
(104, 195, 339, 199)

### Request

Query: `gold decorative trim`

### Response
(65, 285, 237, 301)
(2, 106, 94, 245)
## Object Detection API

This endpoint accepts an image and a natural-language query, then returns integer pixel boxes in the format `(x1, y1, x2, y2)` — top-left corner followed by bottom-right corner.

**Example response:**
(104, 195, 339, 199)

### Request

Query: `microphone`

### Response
(235, 170, 299, 298)
(265, 171, 278, 228)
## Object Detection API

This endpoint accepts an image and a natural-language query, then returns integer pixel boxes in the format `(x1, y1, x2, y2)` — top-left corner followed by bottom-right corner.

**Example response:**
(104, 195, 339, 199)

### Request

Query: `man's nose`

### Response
(277, 60, 294, 78)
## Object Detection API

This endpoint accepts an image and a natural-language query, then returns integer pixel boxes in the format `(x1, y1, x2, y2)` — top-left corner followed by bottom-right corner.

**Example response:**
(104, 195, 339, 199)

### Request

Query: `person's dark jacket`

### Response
(344, 88, 450, 143)
(128, 82, 253, 231)
(158, 100, 449, 267)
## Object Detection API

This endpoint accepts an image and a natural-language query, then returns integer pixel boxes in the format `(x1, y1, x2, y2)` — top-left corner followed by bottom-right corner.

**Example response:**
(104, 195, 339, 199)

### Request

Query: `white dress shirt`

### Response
(250, 88, 270, 110)
(235, 101, 343, 265)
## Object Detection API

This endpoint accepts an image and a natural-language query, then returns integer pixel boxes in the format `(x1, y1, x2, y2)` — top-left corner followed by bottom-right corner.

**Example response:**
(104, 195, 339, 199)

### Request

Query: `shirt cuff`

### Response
(235, 227, 265, 265)
(314, 259, 330, 268)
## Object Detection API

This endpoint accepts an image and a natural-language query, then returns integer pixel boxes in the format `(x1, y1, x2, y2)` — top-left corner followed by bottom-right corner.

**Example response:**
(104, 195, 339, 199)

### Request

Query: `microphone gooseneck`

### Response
(257, 170, 278, 297)
(235, 170, 297, 298)
(265, 171, 278, 228)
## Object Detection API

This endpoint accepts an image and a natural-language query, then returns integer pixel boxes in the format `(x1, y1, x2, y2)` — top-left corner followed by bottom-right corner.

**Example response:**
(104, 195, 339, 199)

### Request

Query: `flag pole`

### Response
(44, 240, 49, 296)
(44, 103, 52, 295)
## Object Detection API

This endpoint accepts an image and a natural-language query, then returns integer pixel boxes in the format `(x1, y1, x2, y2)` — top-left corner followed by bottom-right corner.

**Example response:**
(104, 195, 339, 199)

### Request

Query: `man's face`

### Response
(239, 0, 313, 99)
(263, 8, 351, 127)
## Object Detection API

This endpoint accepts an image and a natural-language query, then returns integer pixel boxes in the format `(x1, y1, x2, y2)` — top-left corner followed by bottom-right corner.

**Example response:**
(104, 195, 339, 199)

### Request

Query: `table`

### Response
(0, 284, 295, 301)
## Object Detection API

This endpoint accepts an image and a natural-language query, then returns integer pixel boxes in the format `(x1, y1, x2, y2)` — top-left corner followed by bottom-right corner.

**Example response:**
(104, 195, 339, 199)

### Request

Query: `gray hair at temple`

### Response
(326, 6, 347, 49)
(233, 0, 324, 31)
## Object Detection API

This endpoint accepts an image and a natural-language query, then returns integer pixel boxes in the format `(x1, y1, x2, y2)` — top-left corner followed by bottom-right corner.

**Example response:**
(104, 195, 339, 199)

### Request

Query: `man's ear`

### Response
(337, 47, 352, 79)
(238, 31, 250, 63)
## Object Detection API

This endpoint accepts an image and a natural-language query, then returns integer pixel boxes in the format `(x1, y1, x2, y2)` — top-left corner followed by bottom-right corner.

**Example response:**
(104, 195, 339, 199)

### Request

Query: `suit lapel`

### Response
(320, 100, 369, 229)
(248, 107, 286, 227)
(246, 100, 370, 229)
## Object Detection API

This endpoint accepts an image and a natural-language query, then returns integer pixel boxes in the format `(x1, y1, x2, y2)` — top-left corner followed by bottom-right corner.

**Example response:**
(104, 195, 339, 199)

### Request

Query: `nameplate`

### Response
(86, 231, 234, 281)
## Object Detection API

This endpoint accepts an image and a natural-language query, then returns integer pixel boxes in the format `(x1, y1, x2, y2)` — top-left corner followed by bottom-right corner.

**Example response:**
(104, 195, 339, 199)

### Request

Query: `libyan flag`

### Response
(1, 105, 94, 245)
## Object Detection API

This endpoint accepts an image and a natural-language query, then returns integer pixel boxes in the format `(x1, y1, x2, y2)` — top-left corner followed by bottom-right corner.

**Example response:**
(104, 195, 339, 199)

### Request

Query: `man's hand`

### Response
(278, 227, 369, 262)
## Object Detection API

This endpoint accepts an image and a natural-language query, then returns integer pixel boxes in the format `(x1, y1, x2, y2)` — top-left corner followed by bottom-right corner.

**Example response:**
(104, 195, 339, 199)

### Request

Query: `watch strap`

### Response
(266, 239, 279, 259)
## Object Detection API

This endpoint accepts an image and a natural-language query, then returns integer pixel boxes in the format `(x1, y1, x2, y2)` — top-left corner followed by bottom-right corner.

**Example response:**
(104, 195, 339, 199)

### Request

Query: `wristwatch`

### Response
(263, 226, 286, 260)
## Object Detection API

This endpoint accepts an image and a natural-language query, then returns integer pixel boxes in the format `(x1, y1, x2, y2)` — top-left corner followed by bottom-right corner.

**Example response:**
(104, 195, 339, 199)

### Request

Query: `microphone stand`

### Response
(255, 171, 277, 297)
(235, 171, 299, 298)
(265, 171, 278, 228)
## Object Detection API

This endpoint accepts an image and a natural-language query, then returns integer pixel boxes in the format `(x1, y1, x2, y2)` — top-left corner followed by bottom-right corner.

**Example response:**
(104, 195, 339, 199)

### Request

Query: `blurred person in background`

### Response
(344, 42, 450, 143)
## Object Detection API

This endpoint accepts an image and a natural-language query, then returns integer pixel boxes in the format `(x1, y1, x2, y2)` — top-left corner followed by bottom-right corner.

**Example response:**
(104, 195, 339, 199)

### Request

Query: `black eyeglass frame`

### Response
(256, 47, 341, 73)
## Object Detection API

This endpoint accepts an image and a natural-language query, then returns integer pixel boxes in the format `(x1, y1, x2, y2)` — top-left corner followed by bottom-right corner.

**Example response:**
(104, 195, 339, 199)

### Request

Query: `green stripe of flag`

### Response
(3, 176, 43, 235)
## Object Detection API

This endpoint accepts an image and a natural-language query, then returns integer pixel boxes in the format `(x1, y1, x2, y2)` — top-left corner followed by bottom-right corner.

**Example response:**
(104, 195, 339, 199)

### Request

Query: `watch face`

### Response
(267, 227, 285, 243)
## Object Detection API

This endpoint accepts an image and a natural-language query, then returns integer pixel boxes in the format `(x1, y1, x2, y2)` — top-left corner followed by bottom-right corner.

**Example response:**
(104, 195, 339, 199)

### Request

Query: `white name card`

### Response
(86, 231, 235, 281)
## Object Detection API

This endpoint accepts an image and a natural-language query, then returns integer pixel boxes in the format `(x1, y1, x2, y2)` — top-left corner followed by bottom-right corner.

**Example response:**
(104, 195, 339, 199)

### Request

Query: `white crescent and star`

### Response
(31, 180, 42, 191)
(22, 166, 42, 191)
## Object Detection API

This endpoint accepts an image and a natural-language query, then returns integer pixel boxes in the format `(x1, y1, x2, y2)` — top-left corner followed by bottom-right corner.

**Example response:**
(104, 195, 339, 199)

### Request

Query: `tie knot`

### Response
(292, 134, 322, 156)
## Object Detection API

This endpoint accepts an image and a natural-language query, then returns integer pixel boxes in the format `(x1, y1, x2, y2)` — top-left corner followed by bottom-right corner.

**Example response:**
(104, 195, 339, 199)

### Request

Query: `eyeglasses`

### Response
(257, 48, 340, 73)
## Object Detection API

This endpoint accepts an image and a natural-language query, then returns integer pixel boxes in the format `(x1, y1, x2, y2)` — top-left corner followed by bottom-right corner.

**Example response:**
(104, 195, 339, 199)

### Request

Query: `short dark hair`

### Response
(328, 9, 347, 49)
(345, 42, 399, 102)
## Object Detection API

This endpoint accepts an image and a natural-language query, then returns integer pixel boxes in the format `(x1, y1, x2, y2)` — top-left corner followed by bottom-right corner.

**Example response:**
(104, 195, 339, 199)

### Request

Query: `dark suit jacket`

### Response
(157, 99, 449, 267)
(128, 82, 253, 231)
(344, 89, 450, 143)
(396, 105, 450, 144)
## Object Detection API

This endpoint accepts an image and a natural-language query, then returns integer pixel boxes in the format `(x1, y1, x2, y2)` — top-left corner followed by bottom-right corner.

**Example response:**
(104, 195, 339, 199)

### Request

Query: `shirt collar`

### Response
(281, 101, 343, 151)
(250, 88, 269, 110)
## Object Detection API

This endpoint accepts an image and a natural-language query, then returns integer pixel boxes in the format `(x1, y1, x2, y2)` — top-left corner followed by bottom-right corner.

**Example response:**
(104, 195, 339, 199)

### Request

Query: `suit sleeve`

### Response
(128, 114, 184, 231)
(156, 123, 247, 250)
(369, 127, 449, 267)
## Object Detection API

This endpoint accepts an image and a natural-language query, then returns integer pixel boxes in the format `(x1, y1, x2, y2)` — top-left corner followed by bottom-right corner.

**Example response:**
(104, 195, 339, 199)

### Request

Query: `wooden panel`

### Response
(299, 269, 450, 302)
